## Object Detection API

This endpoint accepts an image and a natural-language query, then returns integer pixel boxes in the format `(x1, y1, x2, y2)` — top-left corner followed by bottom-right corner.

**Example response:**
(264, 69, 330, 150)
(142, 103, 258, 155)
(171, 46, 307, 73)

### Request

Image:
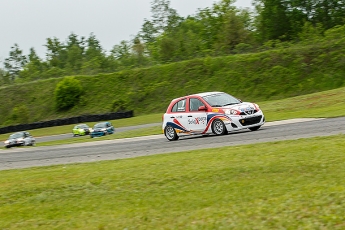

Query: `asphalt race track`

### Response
(1, 117, 345, 171)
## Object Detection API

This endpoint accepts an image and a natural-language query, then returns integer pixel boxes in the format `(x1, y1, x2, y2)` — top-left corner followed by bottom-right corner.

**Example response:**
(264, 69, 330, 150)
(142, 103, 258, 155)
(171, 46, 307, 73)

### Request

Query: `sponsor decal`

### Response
(212, 109, 219, 112)
(188, 117, 207, 125)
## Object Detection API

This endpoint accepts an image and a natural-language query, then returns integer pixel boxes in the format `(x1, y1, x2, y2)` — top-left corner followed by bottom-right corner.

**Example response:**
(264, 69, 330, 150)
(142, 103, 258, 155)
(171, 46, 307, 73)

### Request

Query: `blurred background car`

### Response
(4, 131, 36, 148)
(72, 124, 91, 136)
(90, 122, 115, 138)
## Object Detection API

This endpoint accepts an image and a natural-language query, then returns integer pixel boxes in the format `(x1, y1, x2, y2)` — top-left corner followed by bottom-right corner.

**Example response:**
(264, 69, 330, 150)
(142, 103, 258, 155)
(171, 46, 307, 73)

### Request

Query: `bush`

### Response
(54, 76, 83, 111)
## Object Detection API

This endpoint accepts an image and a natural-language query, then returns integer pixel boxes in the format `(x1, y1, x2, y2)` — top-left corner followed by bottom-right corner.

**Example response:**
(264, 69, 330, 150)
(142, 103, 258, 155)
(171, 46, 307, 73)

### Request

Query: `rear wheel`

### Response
(249, 126, 261, 131)
(165, 125, 179, 141)
(212, 119, 226, 135)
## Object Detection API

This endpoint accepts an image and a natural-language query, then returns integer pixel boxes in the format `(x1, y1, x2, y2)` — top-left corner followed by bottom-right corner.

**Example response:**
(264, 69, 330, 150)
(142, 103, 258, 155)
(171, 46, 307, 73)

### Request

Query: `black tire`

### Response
(249, 126, 261, 131)
(212, 119, 226, 135)
(164, 125, 179, 141)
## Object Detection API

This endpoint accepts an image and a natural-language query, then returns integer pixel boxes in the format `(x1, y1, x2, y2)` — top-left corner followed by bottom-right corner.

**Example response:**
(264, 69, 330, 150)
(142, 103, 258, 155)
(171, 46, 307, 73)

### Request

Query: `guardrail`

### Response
(0, 111, 133, 134)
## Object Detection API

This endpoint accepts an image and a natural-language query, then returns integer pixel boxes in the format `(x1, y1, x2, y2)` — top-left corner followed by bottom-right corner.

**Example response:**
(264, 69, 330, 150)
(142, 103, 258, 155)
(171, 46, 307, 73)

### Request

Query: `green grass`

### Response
(260, 86, 345, 121)
(1, 135, 345, 229)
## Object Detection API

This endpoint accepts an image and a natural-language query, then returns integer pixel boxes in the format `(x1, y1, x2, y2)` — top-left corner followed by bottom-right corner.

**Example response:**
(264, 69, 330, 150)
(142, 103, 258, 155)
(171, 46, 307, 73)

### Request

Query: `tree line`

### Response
(1, 0, 344, 85)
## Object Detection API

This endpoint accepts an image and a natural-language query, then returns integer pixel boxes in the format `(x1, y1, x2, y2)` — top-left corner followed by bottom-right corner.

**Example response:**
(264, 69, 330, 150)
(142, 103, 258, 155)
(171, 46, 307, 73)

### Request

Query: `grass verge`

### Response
(0, 135, 344, 229)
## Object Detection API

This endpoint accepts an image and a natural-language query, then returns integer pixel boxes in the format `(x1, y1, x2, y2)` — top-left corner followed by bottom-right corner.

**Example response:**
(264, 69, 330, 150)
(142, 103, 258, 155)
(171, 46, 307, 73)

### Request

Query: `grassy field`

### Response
(1, 86, 345, 147)
(1, 135, 344, 229)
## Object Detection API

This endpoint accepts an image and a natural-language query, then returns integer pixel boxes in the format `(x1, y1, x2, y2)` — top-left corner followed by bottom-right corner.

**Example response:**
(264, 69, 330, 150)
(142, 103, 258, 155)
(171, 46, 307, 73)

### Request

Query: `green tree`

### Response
(150, 0, 182, 34)
(313, 0, 345, 30)
(110, 40, 136, 68)
(84, 33, 103, 61)
(4, 44, 27, 81)
(81, 33, 107, 74)
(214, 10, 251, 54)
(254, 0, 292, 41)
(45, 37, 66, 68)
(139, 19, 158, 43)
(132, 36, 146, 66)
(65, 33, 85, 74)
(19, 48, 43, 82)
(0, 67, 10, 86)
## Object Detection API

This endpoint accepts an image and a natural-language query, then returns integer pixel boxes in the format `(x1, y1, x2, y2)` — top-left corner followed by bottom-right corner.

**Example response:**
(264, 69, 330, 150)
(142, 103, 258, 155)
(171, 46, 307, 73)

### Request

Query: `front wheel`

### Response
(249, 126, 261, 131)
(212, 119, 226, 135)
(165, 125, 179, 141)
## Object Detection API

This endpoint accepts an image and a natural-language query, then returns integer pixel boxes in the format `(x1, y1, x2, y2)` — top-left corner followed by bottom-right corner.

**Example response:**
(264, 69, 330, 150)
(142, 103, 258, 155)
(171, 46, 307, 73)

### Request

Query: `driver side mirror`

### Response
(198, 105, 207, 111)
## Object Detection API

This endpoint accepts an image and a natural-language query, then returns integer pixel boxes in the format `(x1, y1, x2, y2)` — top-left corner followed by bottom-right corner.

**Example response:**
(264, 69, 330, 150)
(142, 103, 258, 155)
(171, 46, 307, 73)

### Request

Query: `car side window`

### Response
(190, 98, 205, 111)
(171, 99, 186, 112)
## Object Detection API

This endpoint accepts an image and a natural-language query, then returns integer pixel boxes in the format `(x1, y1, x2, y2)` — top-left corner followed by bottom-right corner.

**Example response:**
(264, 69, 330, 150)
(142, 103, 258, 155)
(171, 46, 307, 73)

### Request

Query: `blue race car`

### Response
(90, 122, 115, 138)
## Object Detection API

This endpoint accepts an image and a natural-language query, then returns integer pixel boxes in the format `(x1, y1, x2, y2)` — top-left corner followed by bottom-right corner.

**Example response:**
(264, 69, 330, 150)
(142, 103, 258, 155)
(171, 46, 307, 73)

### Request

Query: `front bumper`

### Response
(90, 131, 106, 137)
(226, 113, 265, 131)
(4, 140, 25, 148)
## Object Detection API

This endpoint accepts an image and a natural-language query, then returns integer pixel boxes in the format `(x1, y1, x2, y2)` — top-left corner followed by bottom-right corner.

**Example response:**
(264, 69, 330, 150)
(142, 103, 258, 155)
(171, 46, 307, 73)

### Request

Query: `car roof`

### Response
(12, 131, 25, 134)
(171, 91, 224, 101)
(95, 122, 109, 125)
(191, 91, 224, 97)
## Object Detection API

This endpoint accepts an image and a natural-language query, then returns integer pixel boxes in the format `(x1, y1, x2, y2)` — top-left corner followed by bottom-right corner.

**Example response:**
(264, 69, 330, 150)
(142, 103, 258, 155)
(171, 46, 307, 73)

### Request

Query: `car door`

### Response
(165, 98, 190, 134)
(187, 97, 207, 133)
(23, 132, 30, 145)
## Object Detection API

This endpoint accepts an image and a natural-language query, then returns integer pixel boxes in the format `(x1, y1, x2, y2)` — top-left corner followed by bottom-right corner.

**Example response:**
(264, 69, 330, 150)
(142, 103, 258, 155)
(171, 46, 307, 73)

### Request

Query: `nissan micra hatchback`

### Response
(162, 92, 265, 141)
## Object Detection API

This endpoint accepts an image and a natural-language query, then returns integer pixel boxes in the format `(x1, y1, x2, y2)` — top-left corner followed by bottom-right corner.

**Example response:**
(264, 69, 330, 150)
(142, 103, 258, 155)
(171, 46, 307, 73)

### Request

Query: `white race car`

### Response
(4, 131, 36, 148)
(162, 91, 265, 141)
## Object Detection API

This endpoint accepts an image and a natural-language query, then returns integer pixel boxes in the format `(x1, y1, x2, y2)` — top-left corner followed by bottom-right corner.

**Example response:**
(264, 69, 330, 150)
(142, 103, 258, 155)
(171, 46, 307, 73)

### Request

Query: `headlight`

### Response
(17, 138, 24, 142)
(4, 140, 9, 144)
(225, 109, 239, 115)
(253, 103, 260, 111)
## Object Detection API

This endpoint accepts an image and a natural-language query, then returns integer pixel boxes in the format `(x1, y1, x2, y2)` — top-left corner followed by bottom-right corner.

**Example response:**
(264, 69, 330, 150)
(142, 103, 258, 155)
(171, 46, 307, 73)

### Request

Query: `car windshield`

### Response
(9, 132, 24, 139)
(202, 93, 241, 107)
(94, 123, 106, 129)
(79, 124, 89, 128)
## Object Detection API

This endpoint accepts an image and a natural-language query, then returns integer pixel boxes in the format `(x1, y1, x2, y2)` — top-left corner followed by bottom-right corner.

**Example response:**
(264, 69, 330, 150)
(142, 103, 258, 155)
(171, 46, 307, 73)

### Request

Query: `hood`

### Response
(222, 102, 255, 110)
(221, 102, 259, 115)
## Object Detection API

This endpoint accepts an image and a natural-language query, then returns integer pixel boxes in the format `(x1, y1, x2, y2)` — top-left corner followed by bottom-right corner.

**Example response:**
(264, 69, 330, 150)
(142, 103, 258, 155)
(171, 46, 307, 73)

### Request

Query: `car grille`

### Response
(239, 109, 258, 115)
(239, 115, 262, 126)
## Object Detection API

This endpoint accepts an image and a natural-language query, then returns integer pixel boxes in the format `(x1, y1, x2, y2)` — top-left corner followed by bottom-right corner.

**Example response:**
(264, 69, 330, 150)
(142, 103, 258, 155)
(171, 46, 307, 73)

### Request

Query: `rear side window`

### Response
(171, 99, 186, 112)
